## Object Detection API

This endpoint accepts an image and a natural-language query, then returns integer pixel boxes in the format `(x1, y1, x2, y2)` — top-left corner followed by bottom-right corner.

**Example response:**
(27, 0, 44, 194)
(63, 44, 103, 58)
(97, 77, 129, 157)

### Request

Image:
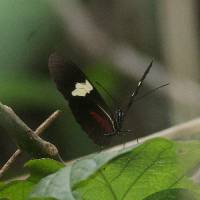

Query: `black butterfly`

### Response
(48, 53, 153, 146)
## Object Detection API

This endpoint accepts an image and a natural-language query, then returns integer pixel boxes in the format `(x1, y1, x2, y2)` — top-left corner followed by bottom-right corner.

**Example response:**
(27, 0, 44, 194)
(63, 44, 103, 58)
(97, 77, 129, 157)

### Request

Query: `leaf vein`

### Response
(100, 170, 118, 200)
(121, 144, 173, 200)
(111, 143, 147, 183)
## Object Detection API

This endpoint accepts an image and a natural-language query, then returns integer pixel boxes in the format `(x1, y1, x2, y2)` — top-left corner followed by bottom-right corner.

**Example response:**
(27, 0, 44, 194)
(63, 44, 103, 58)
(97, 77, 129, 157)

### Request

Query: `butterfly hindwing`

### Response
(69, 99, 114, 145)
(48, 53, 116, 145)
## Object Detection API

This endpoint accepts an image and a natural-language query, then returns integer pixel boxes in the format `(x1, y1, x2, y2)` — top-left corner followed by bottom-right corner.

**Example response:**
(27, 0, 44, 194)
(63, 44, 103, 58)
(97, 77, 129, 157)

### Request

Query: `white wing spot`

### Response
(72, 80, 93, 97)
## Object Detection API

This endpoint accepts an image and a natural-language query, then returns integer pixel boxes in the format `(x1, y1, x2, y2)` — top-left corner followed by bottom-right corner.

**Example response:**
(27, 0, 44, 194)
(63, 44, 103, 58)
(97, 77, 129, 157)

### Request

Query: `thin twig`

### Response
(0, 150, 21, 179)
(0, 110, 61, 179)
(35, 110, 61, 136)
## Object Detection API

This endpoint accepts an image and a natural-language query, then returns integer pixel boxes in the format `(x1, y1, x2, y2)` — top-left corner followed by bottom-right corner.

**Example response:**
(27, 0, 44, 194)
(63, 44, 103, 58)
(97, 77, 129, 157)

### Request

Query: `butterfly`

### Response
(48, 53, 153, 146)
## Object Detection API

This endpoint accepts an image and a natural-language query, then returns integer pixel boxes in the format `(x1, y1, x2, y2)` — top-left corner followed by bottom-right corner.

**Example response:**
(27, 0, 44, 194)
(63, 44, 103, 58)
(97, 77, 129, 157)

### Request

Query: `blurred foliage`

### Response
(0, 0, 171, 179)
(84, 0, 162, 59)
(0, 69, 59, 109)
(0, 0, 63, 72)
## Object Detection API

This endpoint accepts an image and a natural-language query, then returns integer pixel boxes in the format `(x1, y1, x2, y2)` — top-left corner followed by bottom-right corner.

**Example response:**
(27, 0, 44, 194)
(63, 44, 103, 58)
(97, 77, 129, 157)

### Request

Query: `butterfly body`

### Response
(49, 53, 153, 146)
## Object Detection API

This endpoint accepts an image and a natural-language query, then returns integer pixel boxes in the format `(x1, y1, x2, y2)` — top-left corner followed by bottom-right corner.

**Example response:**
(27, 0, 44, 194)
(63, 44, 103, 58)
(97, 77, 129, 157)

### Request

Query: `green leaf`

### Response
(0, 183, 5, 190)
(29, 198, 56, 200)
(1, 138, 199, 200)
(176, 140, 200, 173)
(0, 181, 34, 200)
(25, 159, 65, 183)
(29, 147, 124, 200)
(143, 188, 196, 200)
(75, 138, 179, 200)
(0, 159, 63, 200)
(29, 138, 200, 200)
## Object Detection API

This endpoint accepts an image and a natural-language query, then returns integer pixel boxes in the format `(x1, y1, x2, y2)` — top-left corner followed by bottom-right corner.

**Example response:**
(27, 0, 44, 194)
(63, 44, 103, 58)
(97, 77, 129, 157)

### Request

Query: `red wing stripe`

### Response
(90, 112, 113, 133)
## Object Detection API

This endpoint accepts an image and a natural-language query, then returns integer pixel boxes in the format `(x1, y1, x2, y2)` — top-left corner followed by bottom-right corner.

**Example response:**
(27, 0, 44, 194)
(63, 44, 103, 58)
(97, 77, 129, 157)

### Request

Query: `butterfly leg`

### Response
(104, 129, 132, 136)
(103, 132, 116, 136)
(119, 129, 132, 135)
(121, 129, 140, 141)
(119, 130, 132, 148)
(119, 130, 140, 144)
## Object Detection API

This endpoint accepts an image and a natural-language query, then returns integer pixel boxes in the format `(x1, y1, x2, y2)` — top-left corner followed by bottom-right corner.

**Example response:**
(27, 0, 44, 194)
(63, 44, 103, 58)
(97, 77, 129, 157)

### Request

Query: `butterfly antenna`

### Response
(125, 60, 153, 113)
(134, 83, 169, 103)
(95, 81, 120, 107)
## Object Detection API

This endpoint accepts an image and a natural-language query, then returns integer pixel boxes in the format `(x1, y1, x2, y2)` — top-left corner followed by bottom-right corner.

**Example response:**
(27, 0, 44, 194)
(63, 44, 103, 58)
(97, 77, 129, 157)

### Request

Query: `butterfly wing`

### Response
(48, 53, 116, 146)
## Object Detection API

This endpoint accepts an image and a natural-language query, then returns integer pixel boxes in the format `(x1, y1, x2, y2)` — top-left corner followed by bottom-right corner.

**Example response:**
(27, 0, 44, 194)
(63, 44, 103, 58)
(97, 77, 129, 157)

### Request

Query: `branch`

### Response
(0, 104, 61, 178)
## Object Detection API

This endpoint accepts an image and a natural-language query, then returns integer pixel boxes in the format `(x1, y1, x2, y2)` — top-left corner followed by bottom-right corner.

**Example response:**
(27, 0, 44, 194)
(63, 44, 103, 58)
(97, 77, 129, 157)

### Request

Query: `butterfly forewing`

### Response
(48, 53, 116, 145)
